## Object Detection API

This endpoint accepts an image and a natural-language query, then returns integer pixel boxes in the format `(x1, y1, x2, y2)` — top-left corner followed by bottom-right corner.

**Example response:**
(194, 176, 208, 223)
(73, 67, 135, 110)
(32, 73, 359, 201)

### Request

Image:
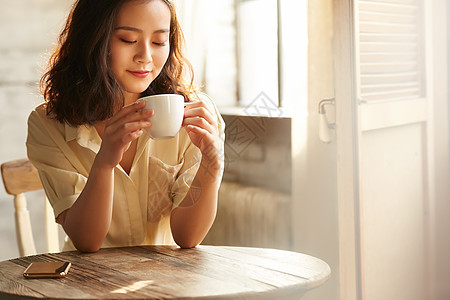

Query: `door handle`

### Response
(318, 98, 335, 143)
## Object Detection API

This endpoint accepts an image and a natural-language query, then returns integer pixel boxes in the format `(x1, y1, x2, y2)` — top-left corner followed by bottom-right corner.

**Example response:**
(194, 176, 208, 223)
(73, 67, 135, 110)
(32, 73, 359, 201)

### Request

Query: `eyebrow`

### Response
(114, 26, 170, 34)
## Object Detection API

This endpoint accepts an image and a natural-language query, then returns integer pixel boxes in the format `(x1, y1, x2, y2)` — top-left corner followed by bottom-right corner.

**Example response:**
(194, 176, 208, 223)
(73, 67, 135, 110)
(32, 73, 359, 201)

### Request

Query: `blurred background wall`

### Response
(0, 0, 72, 260)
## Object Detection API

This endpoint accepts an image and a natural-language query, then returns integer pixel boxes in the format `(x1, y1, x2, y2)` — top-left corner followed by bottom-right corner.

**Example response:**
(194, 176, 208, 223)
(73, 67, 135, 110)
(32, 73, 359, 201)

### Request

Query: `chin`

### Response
(125, 84, 152, 95)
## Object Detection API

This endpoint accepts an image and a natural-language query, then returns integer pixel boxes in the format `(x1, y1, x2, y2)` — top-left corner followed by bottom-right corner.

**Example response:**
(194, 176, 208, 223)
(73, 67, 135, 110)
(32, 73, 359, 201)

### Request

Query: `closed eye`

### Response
(120, 38, 136, 44)
(153, 42, 167, 46)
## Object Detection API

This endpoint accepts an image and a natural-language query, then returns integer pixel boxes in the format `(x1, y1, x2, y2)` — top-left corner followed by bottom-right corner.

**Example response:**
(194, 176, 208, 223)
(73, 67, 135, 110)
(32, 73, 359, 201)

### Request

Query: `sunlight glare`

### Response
(112, 280, 154, 294)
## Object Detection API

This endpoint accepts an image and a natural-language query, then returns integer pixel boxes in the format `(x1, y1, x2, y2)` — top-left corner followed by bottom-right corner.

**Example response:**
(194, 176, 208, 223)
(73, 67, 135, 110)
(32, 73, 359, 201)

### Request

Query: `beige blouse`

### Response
(26, 94, 225, 251)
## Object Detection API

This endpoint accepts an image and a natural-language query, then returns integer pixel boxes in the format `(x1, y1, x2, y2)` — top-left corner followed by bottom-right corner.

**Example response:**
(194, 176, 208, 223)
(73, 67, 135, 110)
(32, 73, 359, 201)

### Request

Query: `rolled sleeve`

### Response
(26, 108, 87, 218)
(34, 164, 86, 217)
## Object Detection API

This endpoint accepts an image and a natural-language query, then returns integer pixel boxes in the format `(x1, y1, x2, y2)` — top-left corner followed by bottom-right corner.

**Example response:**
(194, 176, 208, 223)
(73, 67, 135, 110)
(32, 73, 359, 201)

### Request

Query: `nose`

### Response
(135, 42, 152, 64)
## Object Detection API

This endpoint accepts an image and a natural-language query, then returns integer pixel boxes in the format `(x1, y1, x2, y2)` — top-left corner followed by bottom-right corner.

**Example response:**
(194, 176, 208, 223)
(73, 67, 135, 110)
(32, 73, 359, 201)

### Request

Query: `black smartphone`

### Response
(23, 261, 71, 279)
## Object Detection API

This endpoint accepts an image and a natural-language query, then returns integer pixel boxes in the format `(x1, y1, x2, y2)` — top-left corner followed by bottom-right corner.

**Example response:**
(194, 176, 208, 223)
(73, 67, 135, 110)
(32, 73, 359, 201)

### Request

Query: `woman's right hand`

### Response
(58, 101, 152, 252)
(96, 101, 153, 169)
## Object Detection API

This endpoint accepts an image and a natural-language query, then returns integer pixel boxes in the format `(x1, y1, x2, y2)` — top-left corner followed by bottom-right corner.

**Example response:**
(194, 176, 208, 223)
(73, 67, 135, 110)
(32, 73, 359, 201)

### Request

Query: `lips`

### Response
(128, 70, 151, 78)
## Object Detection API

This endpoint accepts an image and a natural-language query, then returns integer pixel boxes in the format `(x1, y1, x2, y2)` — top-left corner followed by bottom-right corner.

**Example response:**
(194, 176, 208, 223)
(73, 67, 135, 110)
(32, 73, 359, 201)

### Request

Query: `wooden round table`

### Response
(0, 245, 330, 299)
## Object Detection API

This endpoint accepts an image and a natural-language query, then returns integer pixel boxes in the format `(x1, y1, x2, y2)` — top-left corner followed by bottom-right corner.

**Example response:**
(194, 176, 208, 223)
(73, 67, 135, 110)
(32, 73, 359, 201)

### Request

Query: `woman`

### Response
(27, 0, 224, 252)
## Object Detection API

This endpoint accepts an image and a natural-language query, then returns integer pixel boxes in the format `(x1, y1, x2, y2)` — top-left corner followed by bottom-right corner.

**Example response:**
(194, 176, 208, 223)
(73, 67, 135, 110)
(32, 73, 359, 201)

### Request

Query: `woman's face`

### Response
(110, 0, 171, 103)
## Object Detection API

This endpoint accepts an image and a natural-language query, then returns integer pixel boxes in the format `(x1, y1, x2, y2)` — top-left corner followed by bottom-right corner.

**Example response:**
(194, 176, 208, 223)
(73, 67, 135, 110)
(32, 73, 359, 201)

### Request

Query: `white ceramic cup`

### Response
(138, 94, 184, 139)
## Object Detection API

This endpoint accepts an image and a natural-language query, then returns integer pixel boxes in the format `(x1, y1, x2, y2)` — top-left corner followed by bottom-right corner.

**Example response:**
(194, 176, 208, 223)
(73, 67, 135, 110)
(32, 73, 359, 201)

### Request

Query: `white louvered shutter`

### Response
(358, 0, 423, 102)
(356, 0, 427, 131)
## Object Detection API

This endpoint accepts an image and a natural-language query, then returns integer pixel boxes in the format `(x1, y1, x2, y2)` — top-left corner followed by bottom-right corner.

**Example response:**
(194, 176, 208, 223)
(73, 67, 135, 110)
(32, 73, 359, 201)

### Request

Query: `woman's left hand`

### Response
(183, 101, 221, 169)
(172, 100, 222, 248)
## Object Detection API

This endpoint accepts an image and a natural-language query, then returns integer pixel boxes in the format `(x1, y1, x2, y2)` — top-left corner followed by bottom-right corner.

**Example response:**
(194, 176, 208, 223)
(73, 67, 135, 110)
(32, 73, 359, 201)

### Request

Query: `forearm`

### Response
(55, 101, 151, 252)
(170, 159, 221, 248)
(60, 157, 114, 252)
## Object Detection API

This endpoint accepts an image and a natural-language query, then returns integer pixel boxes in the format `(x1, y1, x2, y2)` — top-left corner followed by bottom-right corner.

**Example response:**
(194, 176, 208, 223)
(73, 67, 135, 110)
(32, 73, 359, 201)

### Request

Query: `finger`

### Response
(122, 128, 144, 144)
(116, 120, 152, 137)
(121, 108, 154, 126)
(183, 116, 216, 135)
(132, 129, 144, 139)
(185, 125, 209, 146)
(104, 117, 151, 143)
(184, 107, 216, 127)
(183, 101, 202, 108)
(185, 125, 220, 158)
(118, 132, 143, 151)
(108, 107, 154, 134)
(184, 100, 218, 125)
(109, 101, 146, 123)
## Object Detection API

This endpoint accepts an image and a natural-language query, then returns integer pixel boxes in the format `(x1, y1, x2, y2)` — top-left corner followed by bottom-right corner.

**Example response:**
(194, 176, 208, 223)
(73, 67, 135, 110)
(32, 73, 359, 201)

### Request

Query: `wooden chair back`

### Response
(1, 158, 60, 256)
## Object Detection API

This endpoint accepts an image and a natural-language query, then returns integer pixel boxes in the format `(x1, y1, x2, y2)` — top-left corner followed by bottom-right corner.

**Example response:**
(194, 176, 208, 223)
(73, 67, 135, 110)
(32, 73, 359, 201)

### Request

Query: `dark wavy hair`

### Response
(41, 0, 195, 126)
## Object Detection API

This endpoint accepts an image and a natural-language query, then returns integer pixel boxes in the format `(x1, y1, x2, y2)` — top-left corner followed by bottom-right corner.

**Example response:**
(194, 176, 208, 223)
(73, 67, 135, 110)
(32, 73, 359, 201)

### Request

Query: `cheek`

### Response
(109, 46, 128, 72)
(155, 48, 170, 69)
(109, 53, 120, 75)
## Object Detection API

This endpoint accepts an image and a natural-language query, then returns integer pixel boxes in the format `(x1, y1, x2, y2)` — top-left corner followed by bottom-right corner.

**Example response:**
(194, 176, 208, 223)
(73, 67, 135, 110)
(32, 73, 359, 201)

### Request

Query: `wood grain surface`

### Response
(1, 158, 42, 195)
(0, 245, 330, 299)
